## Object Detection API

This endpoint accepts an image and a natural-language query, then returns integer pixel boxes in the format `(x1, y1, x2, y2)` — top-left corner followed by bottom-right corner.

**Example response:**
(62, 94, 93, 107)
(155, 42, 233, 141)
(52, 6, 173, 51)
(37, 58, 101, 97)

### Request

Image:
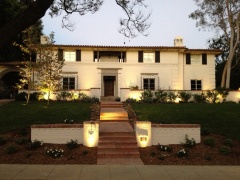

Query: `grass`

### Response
(0, 101, 91, 133)
(131, 103, 240, 141)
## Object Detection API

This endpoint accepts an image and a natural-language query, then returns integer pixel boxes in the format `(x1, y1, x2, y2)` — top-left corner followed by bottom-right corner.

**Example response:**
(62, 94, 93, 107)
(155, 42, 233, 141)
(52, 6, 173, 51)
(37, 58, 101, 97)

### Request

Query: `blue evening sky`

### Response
(41, 0, 217, 49)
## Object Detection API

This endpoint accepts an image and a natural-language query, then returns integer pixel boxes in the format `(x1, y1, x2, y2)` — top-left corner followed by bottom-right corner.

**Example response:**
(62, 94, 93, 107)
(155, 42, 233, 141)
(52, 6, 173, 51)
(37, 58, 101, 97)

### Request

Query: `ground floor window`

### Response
(143, 78, 155, 90)
(63, 77, 75, 90)
(191, 80, 202, 90)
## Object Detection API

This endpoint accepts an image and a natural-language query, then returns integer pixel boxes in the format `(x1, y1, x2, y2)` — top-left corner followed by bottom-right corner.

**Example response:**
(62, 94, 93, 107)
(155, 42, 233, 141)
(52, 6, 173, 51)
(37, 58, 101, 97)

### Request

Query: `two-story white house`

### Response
(39, 36, 221, 100)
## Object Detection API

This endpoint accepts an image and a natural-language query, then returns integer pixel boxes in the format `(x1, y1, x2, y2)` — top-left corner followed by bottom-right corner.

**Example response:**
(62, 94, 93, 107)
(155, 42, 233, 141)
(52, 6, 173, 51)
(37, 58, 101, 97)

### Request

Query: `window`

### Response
(143, 52, 154, 63)
(186, 53, 206, 65)
(191, 80, 202, 90)
(63, 77, 75, 90)
(202, 53, 207, 64)
(64, 51, 76, 62)
(191, 54, 201, 64)
(143, 78, 155, 90)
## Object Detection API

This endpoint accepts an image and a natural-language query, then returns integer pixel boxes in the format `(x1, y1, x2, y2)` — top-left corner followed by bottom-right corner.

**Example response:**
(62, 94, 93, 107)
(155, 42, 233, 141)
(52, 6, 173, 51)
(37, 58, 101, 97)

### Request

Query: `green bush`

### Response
(158, 154, 165, 160)
(219, 146, 231, 156)
(26, 140, 43, 150)
(193, 93, 206, 103)
(66, 139, 79, 149)
(184, 135, 196, 148)
(140, 90, 154, 103)
(5, 145, 18, 154)
(204, 137, 215, 147)
(178, 91, 192, 103)
(0, 137, 7, 145)
(126, 98, 137, 103)
(167, 91, 177, 103)
(15, 137, 29, 145)
(155, 90, 168, 103)
(223, 138, 234, 147)
(15, 92, 27, 101)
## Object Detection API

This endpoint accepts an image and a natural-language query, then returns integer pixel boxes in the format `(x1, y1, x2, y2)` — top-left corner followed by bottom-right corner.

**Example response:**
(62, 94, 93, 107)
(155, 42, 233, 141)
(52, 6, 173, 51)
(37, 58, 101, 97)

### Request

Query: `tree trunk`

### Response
(221, 61, 228, 88)
(0, 0, 54, 49)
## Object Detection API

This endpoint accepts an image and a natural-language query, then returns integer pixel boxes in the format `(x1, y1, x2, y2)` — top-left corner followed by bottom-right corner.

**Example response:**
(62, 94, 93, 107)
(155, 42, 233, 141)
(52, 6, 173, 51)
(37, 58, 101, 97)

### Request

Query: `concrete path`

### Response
(0, 164, 240, 180)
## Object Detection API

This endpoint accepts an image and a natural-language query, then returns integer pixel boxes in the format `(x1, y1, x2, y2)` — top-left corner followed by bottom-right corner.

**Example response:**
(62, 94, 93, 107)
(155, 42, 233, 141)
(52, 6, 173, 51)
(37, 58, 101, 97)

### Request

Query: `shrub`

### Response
(158, 154, 165, 160)
(82, 150, 88, 155)
(193, 92, 206, 103)
(150, 151, 156, 156)
(46, 148, 64, 158)
(184, 135, 196, 148)
(0, 137, 7, 145)
(30, 92, 41, 101)
(15, 92, 27, 101)
(157, 144, 173, 152)
(140, 90, 154, 103)
(26, 140, 43, 150)
(15, 137, 29, 145)
(219, 146, 231, 156)
(204, 154, 212, 161)
(155, 90, 168, 103)
(126, 98, 137, 103)
(167, 91, 177, 103)
(66, 140, 79, 149)
(5, 145, 18, 154)
(177, 149, 188, 158)
(178, 91, 192, 103)
(204, 137, 215, 147)
(223, 138, 234, 147)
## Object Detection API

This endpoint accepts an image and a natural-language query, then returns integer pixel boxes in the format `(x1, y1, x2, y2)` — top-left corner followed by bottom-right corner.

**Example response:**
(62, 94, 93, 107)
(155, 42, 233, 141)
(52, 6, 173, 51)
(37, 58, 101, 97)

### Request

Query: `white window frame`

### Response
(64, 51, 76, 62)
(143, 52, 155, 63)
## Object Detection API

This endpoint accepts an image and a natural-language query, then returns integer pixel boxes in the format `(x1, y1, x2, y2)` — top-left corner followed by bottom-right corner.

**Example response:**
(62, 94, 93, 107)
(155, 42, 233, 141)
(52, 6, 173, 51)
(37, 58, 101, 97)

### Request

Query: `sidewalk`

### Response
(0, 164, 240, 180)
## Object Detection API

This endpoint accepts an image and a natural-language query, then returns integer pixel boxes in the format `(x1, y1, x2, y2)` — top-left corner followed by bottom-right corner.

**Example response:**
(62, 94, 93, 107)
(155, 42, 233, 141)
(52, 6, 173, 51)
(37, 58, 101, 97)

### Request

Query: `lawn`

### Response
(0, 101, 91, 133)
(131, 103, 240, 141)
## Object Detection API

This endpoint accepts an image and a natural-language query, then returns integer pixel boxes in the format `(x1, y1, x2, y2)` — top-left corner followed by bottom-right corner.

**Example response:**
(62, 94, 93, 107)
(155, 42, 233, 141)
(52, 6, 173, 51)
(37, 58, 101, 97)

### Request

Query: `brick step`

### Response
(100, 118, 129, 121)
(97, 158, 144, 165)
(100, 115, 128, 119)
(98, 151, 140, 158)
(99, 132, 135, 136)
(98, 145, 139, 151)
(101, 105, 123, 108)
(98, 141, 137, 146)
(99, 136, 136, 141)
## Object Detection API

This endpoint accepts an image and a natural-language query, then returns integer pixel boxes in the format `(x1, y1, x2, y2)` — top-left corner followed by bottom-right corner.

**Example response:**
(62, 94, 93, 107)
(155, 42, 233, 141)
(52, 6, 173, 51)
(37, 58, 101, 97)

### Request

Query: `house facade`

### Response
(43, 36, 220, 99)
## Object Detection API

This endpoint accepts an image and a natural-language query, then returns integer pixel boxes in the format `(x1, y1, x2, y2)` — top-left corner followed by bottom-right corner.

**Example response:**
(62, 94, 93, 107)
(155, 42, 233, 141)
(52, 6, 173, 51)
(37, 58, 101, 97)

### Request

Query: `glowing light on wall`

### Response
(135, 121, 151, 147)
(83, 121, 99, 147)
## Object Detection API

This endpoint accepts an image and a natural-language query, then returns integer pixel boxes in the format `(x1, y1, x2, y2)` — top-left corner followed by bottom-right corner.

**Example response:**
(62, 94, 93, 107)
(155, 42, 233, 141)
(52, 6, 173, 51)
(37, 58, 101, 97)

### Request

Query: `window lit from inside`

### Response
(64, 51, 76, 62)
(63, 77, 75, 90)
(143, 78, 155, 90)
(143, 53, 154, 63)
(191, 80, 202, 90)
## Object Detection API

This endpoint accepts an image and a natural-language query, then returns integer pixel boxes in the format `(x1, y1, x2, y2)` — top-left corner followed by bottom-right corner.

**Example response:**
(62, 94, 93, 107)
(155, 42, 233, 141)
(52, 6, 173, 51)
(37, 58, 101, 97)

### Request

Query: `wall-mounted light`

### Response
(140, 136, 147, 142)
(88, 130, 94, 135)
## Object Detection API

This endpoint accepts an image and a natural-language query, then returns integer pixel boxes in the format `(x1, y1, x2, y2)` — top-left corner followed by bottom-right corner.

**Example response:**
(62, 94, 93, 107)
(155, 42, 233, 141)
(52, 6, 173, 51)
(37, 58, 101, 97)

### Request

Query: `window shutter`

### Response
(155, 51, 160, 63)
(58, 49, 63, 61)
(186, 53, 191, 64)
(76, 50, 81, 61)
(138, 51, 143, 63)
(202, 53, 207, 64)
(93, 51, 97, 62)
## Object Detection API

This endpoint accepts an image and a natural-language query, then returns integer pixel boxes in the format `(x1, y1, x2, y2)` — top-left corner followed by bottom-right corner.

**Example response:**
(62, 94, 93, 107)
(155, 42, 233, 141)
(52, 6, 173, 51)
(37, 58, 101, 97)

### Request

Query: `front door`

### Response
(104, 76, 115, 96)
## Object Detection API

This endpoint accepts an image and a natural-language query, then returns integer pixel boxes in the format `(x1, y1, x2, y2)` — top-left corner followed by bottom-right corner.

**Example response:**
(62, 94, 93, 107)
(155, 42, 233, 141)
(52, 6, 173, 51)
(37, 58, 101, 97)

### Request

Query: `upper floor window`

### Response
(144, 52, 154, 63)
(186, 53, 207, 65)
(64, 51, 76, 62)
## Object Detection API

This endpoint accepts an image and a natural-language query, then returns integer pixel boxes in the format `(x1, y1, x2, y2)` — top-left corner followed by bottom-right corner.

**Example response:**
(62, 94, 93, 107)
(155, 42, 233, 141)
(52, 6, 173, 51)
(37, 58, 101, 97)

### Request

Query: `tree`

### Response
(14, 21, 43, 104)
(189, 0, 240, 89)
(0, 0, 151, 49)
(208, 35, 240, 89)
(36, 32, 64, 105)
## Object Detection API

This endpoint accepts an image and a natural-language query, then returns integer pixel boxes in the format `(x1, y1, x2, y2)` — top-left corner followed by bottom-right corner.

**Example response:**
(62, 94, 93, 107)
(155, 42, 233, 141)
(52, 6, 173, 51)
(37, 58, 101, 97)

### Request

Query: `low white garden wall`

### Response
(135, 121, 200, 147)
(31, 121, 99, 147)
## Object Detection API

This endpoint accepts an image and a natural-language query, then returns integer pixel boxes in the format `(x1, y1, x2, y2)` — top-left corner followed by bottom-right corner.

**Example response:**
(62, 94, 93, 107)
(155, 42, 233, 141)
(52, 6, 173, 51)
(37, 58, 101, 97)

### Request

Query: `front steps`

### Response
(97, 122, 143, 165)
(100, 102, 129, 121)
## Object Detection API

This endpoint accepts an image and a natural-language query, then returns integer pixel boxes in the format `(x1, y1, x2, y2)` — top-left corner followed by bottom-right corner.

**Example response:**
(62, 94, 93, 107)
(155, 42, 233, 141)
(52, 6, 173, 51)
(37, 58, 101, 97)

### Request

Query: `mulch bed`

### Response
(0, 128, 239, 165)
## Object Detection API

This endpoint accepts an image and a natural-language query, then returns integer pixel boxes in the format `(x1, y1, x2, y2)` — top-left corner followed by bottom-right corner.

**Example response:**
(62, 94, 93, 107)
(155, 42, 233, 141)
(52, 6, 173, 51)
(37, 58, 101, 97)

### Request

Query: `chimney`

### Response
(174, 36, 184, 47)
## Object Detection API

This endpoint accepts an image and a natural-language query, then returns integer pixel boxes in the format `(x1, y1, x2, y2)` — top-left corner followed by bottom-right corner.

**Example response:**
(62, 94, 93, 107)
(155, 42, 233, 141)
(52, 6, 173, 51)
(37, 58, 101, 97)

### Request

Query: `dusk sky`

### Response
(41, 0, 217, 49)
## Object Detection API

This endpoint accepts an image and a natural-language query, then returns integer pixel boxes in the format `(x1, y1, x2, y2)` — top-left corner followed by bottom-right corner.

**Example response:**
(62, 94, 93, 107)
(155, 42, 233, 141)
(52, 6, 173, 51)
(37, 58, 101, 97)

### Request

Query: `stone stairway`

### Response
(97, 102, 143, 165)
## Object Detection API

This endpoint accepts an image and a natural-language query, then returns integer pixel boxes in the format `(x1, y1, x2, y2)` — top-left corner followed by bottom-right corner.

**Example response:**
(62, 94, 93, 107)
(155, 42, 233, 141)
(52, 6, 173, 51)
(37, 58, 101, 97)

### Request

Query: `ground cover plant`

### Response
(0, 101, 91, 133)
(131, 103, 240, 141)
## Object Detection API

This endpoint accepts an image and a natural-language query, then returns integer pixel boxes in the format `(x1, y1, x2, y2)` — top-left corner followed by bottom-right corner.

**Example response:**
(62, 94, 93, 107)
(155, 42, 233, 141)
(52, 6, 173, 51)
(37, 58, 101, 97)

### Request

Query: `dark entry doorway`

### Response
(104, 76, 115, 96)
